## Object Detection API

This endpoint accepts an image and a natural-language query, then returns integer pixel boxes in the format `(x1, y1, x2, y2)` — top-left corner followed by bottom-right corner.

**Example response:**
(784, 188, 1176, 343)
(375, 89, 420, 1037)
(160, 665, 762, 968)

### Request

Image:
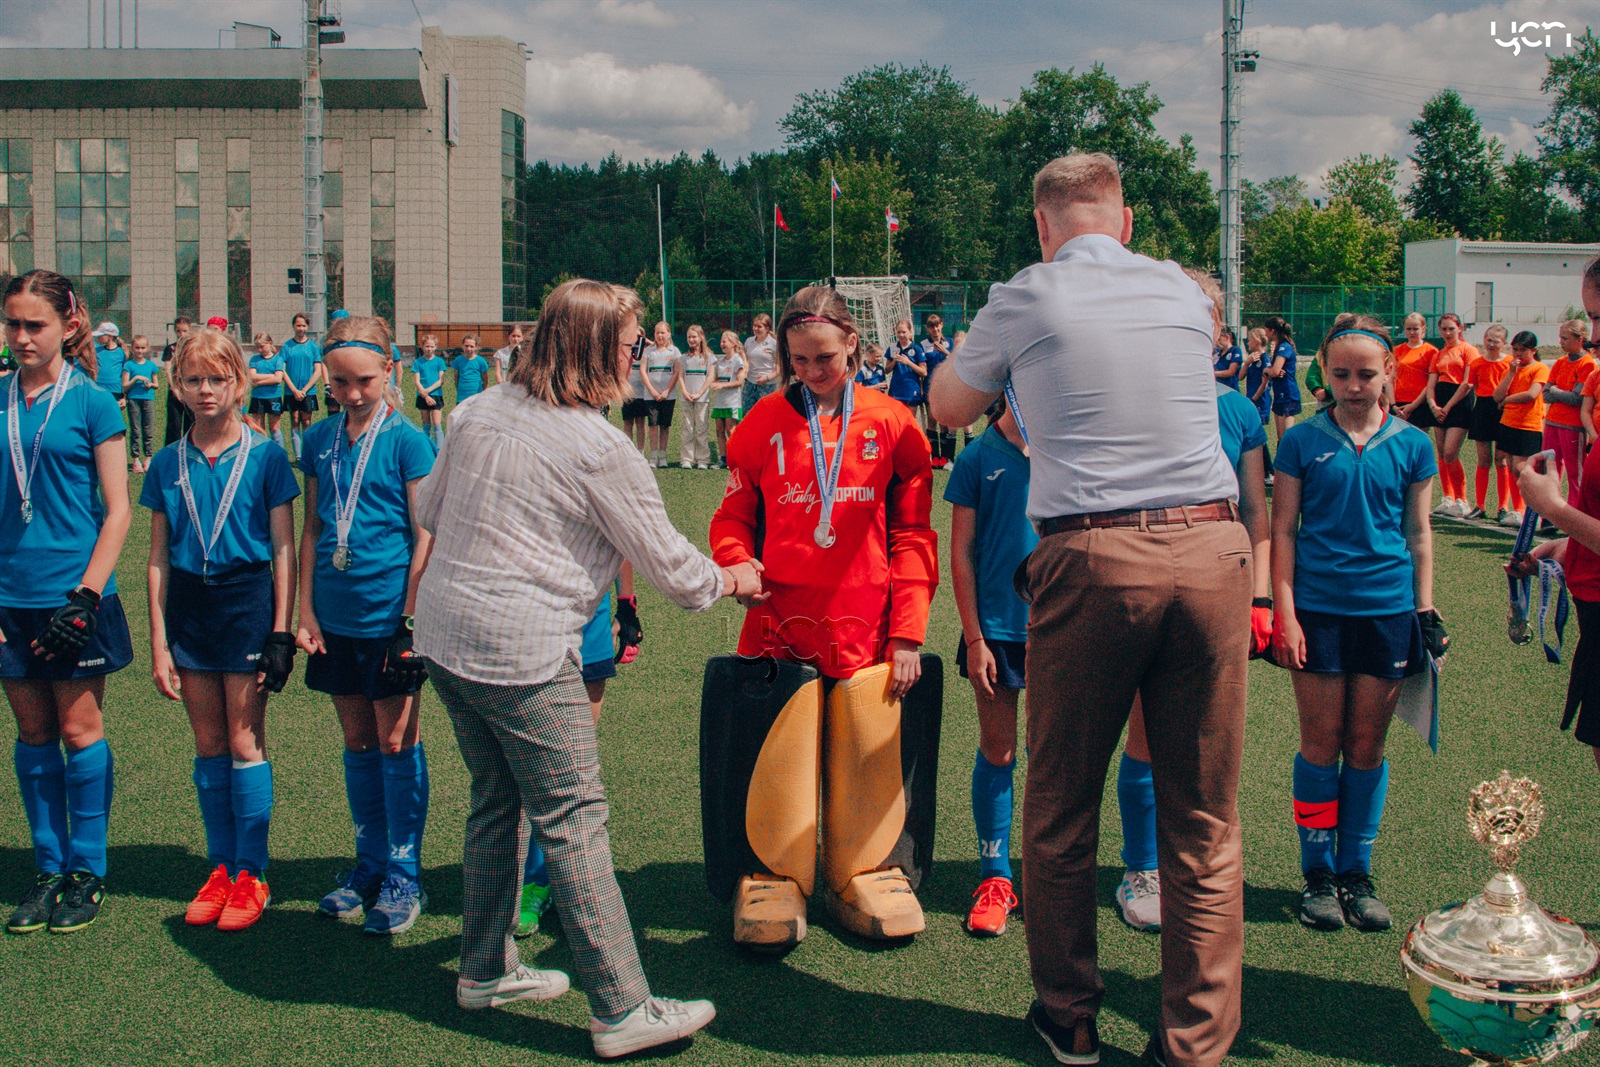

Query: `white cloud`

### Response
(594, 0, 680, 29)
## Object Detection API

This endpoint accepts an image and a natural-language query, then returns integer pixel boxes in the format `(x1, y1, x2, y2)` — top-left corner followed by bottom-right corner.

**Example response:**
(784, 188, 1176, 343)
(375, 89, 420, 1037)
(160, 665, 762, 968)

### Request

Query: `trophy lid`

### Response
(1402, 772, 1600, 1002)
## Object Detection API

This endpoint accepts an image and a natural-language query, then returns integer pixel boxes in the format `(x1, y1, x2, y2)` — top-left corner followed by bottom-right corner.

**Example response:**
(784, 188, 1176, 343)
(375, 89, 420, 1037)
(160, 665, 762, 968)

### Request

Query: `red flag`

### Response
(775, 205, 790, 232)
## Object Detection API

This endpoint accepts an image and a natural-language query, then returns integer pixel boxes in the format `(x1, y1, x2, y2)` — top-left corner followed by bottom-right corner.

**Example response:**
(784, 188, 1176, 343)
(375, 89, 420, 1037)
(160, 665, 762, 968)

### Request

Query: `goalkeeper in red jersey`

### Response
(701, 285, 941, 949)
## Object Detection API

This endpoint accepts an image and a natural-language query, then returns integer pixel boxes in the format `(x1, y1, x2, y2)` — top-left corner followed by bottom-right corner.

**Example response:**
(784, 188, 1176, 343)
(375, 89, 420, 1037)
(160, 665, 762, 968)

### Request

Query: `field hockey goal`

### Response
(828, 275, 912, 358)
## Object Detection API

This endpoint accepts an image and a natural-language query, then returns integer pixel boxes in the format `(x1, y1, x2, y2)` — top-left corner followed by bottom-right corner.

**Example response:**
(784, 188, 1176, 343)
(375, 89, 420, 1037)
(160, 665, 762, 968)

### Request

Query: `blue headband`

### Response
(322, 339, 389, 357)
(1326, 329, 1391, 348)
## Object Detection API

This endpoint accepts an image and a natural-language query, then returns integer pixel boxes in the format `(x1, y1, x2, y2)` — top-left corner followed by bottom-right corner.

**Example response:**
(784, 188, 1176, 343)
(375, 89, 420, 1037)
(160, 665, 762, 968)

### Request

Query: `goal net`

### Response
(828, 275, 912, 358)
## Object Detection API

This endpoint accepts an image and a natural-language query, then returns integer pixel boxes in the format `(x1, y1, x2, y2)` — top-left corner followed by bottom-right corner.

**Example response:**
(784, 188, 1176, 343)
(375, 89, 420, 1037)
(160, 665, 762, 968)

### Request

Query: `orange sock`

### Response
(1475, 467, 1490, 509)
(1497, 466, 1512, 511)
(1510, 478, 1525, 513)
(1448, 459, 1466, 501)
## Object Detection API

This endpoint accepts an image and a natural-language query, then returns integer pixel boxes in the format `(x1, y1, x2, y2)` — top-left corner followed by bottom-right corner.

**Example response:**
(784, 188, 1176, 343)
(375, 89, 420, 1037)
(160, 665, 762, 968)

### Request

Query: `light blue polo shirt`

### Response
(94, 344, 125, 395)
(0, 369, 125, 606)
(413, 355, 447, 398)
(279, 338, 321, 393)
(1217, 382, 1267, 469)
(249, 353, 285, 400)
(1274, 411, 1436, 616)
(122, 359, 158, 402)
(943, 425, 1037, 643)
(299, 412, 437, 638)
(140, 429, 300, 575)
(452, 354, 489, 399)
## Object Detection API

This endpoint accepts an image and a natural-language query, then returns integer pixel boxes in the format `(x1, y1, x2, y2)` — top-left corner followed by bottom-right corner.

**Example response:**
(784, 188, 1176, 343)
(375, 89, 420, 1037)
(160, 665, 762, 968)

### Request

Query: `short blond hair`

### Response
(1033, 153, 1123, 214)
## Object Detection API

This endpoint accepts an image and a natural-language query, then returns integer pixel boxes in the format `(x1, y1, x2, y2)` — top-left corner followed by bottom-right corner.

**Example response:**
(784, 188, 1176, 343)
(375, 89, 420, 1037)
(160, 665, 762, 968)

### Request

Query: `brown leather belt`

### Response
(1040, 499, 1238, 536)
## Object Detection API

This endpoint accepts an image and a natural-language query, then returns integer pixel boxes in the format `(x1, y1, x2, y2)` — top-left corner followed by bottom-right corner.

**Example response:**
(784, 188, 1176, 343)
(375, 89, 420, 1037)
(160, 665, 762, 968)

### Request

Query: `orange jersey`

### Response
(1394, 342, 1436, 403)
(709, 384, 937, 678)
(1429, 342, 1479, 385)
(1500, 360, 1551, 432)
(1545, 355, 1597, 429)
(1468, 355, 1512, 398)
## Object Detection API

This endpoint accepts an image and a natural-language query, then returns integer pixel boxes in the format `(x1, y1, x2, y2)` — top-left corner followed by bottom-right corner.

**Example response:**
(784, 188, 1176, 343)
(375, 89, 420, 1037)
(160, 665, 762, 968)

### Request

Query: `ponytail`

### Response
(66, 310, 96, 380)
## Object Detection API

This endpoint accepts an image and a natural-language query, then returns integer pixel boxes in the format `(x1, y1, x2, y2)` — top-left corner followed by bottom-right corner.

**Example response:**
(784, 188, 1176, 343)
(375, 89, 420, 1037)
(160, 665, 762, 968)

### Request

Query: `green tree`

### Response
(782, 153, 912, 278)
(1540, 29, 1600, 238)
(1406, 89, 1501, 238)
(1325, 154, 1401, 226)
(1498, 152, 1563, 241)
(1247, 200, 1396, 286)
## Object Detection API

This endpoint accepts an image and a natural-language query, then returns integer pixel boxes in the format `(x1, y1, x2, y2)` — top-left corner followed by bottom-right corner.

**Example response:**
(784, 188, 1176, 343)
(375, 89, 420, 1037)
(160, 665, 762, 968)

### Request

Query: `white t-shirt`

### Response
(494, 345, 515, 375)
(644, 345, 680, 396)
(744, 335, 777, 383)
(712, 354, 744, 411)
(628, 353, 646, 399)
(679, 351, 710, 401)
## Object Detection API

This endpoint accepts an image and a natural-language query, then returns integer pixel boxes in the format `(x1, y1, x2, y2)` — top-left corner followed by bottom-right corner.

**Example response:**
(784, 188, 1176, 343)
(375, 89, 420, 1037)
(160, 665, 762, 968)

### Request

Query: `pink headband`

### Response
(787, 313, 851, 331)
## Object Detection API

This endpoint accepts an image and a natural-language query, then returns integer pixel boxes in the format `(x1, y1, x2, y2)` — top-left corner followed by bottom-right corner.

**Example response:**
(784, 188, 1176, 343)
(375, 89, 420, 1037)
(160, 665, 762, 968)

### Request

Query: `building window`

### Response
(175, 138, 200, 325)
(501, 110, 526, 320)
(226, 138, 251, 335)
(55, 138, 131, 338)
(370, 138, 394, 327)
(0, 139, 34, 284)
(323, 138, 343, 313)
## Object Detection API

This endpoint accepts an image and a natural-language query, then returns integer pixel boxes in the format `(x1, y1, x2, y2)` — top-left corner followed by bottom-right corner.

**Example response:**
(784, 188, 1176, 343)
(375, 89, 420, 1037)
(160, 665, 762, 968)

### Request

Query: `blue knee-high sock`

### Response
(1335, 761, 1390, 875)
(231, 760, 273, 876)
(14, 741, 68, 874)
(381, 743, 429, 881)
(342, 748, 387, 876)
(1293, 753, 1340, 874)
(1117, 754, 1158, 872)
(524, 841, 549, 888)
(971, 750, 1014, 881)
(63, 740, 113, 878)
(193, 756, 236, 874)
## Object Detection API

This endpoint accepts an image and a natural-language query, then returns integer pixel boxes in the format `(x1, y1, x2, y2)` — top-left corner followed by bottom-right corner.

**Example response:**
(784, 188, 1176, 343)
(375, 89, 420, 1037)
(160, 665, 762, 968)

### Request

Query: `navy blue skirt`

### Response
(0, 594, 133, 681)
(166, 563, 273, 674)
(306, 629, 421, 702)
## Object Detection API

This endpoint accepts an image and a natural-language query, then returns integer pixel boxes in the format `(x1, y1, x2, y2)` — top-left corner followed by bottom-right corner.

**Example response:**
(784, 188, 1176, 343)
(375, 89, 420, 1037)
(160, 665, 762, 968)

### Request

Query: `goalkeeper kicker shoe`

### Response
(825, 868, 924, 940)
(732, 875, 806, 948)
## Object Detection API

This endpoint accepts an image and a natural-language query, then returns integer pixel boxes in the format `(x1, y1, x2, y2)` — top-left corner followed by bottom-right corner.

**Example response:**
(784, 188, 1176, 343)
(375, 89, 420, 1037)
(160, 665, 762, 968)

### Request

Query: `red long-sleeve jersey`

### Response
(709, 384, 937, 678)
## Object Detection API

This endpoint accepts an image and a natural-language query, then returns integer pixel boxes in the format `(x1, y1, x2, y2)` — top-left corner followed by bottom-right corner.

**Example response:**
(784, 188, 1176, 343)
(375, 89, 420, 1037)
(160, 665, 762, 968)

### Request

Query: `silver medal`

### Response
(332, 545, 352, 571)
(20, 500, 31, 524)
(813, 522, 836, 549)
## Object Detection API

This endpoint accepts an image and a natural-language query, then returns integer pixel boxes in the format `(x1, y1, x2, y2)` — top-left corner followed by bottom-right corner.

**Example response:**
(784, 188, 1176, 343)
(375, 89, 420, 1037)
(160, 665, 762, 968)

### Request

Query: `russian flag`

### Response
(830, 176, 842, 200)
(885, 207, 899, 232)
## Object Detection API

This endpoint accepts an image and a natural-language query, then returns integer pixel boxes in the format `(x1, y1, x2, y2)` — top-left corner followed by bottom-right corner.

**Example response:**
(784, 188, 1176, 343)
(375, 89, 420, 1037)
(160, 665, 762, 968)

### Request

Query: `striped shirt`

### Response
(413, 387, 723, 684)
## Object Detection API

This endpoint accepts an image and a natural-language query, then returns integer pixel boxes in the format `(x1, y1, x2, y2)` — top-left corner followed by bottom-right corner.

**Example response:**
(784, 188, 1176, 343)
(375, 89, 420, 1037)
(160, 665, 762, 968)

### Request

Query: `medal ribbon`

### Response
(1508, 504, 1539, 644)
(332, 404, 390, 559)
(801, 382, 853, 541)
(1537, 557, 1570, 664)
(7, 362, 73, 521)
(1003, 379, 1028, 447)
(178, 425, 252, 578)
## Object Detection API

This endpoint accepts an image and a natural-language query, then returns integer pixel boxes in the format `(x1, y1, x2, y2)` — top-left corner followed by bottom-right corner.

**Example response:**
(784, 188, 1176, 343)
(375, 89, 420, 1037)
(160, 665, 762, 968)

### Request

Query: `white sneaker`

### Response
(457, 964, 571, 1010)
(591, 996, 716, 1059)
(1500, 509, 1525, 528)
(1431, 500, 1456, 516)
(1115, 869, 1162, 932)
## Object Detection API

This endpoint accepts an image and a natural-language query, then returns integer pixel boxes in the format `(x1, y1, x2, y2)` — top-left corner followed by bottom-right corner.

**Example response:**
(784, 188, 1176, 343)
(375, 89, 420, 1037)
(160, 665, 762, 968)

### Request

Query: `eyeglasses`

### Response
(180, 376, 232, 391)
(626, 335, 646, 360)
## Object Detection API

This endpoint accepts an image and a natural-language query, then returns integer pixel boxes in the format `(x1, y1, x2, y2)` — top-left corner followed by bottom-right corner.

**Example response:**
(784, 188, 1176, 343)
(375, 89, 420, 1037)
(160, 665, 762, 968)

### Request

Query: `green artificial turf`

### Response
(1, 388, 1596, 1067)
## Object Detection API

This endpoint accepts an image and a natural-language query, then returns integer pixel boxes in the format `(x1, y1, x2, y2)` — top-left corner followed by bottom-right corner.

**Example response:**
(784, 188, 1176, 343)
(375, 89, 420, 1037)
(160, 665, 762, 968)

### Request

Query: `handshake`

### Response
(722, 559, 769, 607)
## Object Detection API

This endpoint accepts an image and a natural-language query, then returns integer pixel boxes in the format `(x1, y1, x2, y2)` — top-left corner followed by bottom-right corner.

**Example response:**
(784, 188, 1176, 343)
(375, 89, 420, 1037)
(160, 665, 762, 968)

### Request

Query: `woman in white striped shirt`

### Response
(413, 279, 761, 1060)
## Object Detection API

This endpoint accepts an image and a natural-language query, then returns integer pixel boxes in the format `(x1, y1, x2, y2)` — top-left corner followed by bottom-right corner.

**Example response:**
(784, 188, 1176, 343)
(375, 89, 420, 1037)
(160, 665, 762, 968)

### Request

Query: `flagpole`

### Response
(656, 183, 667, 327)
(829, 167, 835, 278)
(886, 215, 892, 275)
(772, 204, 778, 323)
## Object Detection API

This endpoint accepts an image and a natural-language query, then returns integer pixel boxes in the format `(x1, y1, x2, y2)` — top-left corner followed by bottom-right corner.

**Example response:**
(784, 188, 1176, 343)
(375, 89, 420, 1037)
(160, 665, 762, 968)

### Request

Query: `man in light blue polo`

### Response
(929, 152, 1250, 1067)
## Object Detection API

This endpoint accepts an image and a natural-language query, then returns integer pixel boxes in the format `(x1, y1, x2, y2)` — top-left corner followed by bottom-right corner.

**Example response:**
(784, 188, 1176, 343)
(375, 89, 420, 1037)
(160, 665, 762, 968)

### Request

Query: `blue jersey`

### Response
(1275, 412, 1435, 616)
(279, 338, 321, 392)
(413, 355, 447, 397)
(94, 345, 125, 394)
(920, 338, 949, 382)
(299, 412, 436, 638)
(1271, 341, 1301, 404)
(885, 343, 926, 405)
(249, 353, 285, 399)
(855, 362, 888, 389)
(452, 354, 489, 399)
(1216, 383, 1267, 470)
(140, 428, 300, 576)
(1244, 356, 1269, 418)
(1214, 345, 1243, 389)
(943, 424, 1037, 644)
(0, 368, 126, 606)
(122, 360, 158, 402)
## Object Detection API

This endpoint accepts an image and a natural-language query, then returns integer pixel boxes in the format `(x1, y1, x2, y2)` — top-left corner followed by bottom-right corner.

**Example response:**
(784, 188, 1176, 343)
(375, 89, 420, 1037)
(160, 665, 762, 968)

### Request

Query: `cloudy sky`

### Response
(0, 0, 1588, 193)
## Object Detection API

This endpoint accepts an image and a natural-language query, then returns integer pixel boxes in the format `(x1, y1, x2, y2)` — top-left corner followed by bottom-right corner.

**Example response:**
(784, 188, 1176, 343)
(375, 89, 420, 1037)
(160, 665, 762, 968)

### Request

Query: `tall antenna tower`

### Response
(1220, 0, 1257, 339)
(303, 0, 343, 342)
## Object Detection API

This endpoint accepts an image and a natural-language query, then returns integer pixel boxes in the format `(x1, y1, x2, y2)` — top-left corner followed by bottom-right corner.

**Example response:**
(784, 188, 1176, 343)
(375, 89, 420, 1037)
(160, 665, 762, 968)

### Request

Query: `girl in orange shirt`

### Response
(1542, 317, 1596, 510)
(1493, 330, 1551, 526)
(1393, 312, 1437, 427)
(1426, 313, 1480, 517)
(1462, 324, 1513, 520)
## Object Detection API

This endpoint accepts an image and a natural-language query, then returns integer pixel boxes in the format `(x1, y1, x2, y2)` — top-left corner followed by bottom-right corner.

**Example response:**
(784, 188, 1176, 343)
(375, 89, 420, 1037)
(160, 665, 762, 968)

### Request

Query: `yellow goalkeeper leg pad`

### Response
(825, 868, 924, 940)
(732, 875, 807, 949)
(821, 663, 906, 895)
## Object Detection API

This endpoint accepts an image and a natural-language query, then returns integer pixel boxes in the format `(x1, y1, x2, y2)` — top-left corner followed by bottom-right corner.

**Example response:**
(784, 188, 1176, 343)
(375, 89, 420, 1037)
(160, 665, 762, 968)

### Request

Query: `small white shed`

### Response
(1404, 239, 1600, 345)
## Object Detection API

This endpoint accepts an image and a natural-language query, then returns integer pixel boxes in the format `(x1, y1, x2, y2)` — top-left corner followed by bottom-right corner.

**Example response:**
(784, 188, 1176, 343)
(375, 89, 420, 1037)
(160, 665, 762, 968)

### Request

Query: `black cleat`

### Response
(1337, 869, 1393, 931)
(7, 872, 66, 934)
(48, 871, 104, 934)
(1300, 866, 1345, 931)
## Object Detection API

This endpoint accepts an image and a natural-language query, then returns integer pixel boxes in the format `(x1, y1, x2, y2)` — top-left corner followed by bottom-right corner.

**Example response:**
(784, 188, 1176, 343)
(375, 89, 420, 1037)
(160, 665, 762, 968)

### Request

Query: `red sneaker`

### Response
(185, 865, 234, 926)
(965, 876, 1018, 937)
(216, 871, 271, 931)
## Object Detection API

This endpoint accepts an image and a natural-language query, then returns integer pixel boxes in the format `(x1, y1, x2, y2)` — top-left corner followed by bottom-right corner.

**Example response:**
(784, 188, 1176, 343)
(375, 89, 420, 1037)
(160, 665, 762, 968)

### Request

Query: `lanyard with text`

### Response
(801, 383, 853, 549)
(330, 404, 390, 571)
(178, 426, 252, 584)
(1004, 379, 1028, 448)
(1508, 467, 1570, 663)
(6, 362, 73, 524)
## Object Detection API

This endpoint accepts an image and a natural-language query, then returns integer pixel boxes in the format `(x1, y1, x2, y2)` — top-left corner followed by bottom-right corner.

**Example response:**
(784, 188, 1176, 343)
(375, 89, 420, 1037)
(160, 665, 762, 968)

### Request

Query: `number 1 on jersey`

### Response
(770, 432, 785, 476)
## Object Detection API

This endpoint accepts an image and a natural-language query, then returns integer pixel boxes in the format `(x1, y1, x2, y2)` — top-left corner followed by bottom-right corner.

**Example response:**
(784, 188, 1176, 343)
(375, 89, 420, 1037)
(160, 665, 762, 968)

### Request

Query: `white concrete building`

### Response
(0, 26, 527, 346)
(1404, 239, 1600, 345)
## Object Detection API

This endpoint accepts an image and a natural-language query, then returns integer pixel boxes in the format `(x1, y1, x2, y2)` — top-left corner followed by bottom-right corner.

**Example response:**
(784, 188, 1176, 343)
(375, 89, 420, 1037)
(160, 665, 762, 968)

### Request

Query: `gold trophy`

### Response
(1402, 772, 1600, 1064)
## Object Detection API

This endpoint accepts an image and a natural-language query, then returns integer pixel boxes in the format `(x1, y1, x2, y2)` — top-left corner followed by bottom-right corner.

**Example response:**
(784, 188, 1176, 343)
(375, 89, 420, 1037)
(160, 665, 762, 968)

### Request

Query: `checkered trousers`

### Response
(429, 658, 650, 1018)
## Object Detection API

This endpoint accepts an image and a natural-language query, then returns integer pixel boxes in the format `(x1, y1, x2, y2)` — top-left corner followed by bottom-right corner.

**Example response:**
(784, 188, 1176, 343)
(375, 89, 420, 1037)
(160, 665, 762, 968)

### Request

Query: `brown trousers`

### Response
(1022, 520, 1251, 1067)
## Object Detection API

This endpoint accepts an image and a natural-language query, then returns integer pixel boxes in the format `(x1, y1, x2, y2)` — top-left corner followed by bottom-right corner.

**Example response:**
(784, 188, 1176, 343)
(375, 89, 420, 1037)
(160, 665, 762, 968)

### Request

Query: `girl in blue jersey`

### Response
(248, 334, 288, 451)
(298, 315, 438, 936)
(411, 334, 447, 443)
(143, 326, 300, 933)
(280, 313, 323, 458)
(121, 335, 159, 473)
(1265, 315, 1303, 441)
(1, 270, 132, 935)
(451, 335, 490, 405)
(1272, 315, 1442, 935)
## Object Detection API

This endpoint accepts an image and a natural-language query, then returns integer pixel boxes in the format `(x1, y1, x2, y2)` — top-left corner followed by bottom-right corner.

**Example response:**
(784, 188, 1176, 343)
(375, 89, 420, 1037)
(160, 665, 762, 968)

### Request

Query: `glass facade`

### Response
(370, 137, 394, 327)
(0, 139, 34, 285)
(55, 138, 131, 337)
(501, 110, 526, 319)
(226, 138, 250, 334)
(323, 138, 343, 314)
(175, 138, 199, 324)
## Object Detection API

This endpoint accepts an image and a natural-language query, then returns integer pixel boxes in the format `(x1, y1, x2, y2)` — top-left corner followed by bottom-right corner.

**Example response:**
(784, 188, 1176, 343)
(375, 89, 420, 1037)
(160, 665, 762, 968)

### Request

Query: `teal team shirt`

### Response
(94, 344, 125, 395)
(413, 355, 447, 398)
(140, 429, 300, 575)
(451, 354, 489, 399)
(1216, 383, 1267, 469)
(249, 353, 285, 400)
(279, 338, 321, 393)
(942, 425, 1037, 643)
(0, 368, 126, 606)
(1274, 411, 1436, 616)
(122, 360, 158, 402)
(298, 412, 437, 638)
